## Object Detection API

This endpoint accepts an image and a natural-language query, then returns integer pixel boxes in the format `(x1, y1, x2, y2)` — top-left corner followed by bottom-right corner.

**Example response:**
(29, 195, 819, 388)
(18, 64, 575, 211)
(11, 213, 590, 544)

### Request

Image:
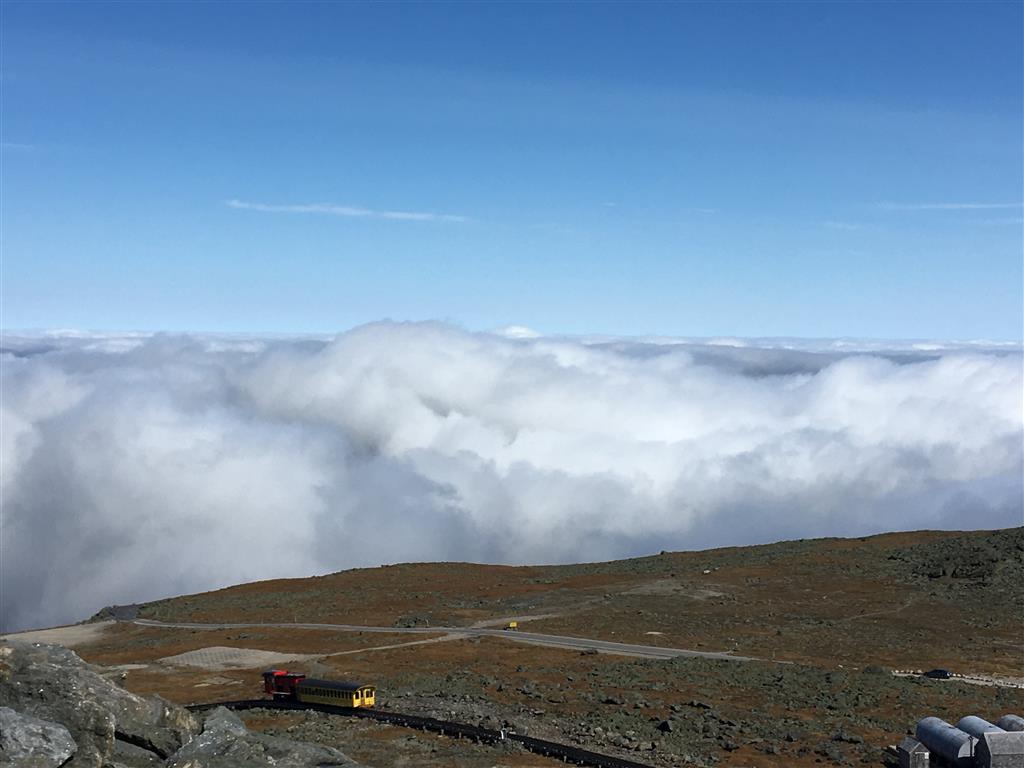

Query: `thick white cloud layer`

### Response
(2, 323, 1021, 631)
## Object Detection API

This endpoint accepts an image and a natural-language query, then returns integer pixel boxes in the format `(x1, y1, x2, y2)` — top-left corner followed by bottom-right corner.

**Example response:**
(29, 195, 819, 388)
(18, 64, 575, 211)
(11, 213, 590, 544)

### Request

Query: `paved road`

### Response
(132, 619, 755, 662)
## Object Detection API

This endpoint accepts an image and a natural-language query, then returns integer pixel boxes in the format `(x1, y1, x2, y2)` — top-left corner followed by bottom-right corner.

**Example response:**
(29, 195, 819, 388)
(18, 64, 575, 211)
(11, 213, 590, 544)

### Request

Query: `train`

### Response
(263, 669, 376, 708)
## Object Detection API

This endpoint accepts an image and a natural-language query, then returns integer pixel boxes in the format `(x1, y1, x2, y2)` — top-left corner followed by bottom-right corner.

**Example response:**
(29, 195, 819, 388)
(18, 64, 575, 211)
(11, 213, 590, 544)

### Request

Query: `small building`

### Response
(976, 730, 1024, 768)
(897, 736, 930, 768)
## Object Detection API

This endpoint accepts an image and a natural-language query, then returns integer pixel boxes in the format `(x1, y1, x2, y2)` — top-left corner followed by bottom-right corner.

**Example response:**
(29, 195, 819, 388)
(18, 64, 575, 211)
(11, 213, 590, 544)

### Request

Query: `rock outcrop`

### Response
(0, 706, 77, 767)
(0, 642, 198, 767)
(0, 642, 364, 768)
(166, 708, 359, 767)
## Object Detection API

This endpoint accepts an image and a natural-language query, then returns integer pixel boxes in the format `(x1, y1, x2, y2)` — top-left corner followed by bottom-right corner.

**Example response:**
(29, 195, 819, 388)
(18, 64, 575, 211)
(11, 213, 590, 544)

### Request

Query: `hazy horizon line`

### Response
(2, 324, 1022, 347)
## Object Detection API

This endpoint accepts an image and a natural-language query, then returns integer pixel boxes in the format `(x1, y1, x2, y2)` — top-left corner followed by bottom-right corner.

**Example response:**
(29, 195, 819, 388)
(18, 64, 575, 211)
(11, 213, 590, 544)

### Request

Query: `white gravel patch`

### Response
(158, 645, 313, 670)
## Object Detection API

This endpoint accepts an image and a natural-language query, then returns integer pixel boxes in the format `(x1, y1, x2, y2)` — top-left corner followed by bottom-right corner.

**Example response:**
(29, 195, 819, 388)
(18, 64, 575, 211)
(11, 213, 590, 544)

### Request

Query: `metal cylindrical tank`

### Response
(958, 717, 1005, 738)
(996, 715, 1024, 732)
(916, 717, 976, 766)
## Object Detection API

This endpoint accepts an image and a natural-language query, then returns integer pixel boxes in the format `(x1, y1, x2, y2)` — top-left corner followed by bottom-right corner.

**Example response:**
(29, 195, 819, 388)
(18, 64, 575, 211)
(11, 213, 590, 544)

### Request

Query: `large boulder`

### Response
(0, 643, 364, 768)
(165, 708, 360, 768)
(0, 642, 199, 768)
(0, 706, 77, 767)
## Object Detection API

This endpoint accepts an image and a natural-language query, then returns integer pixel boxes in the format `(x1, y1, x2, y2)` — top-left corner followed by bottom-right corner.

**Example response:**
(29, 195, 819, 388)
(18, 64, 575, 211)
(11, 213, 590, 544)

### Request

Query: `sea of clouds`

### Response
(2, 322, 1021, 632)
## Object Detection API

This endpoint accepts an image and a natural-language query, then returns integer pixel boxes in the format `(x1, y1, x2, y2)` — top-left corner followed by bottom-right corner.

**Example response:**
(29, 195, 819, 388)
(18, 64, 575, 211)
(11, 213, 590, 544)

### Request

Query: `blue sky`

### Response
(2, 1, 1021, 339)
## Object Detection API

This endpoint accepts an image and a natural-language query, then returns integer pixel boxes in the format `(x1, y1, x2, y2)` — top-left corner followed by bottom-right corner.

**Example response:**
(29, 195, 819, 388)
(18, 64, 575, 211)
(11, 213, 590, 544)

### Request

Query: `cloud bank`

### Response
(2, 323, 1021, 631)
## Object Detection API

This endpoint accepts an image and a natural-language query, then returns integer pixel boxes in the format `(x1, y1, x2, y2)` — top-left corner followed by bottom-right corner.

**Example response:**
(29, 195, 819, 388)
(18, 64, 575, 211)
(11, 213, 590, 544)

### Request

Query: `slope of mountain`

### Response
(15, 528, 1024, 767)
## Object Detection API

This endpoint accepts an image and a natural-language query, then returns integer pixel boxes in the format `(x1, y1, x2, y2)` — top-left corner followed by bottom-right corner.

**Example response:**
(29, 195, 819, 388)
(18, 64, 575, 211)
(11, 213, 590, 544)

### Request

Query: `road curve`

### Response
(131, 618, 754, 661)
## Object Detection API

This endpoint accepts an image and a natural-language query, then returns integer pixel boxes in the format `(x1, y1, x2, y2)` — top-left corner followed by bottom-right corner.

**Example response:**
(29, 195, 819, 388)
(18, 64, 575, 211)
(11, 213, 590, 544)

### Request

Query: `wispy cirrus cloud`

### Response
(225, 198, 467, 222)
(874, 202, 1024, 211)
(975, 217, 1024, 227)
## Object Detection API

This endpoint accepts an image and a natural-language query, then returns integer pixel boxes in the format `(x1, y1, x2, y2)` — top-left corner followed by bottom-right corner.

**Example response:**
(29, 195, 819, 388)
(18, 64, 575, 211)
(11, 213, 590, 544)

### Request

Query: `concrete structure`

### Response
(958, 717, 1005, 739)
(996, 715, 1024, 733)
(916, 717, 977, 768)
(898, 735, 930, 768)
(976, 730, 1024, 768)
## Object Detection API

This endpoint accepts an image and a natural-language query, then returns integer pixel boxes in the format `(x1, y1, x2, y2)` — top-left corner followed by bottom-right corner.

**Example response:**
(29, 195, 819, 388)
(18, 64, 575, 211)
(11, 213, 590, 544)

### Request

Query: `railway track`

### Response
(188, 699, 658, 768)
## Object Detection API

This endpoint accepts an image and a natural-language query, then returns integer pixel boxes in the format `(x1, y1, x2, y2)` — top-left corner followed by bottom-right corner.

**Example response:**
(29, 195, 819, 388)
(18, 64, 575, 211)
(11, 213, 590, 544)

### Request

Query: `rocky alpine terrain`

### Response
(3, 527, 1022, 767)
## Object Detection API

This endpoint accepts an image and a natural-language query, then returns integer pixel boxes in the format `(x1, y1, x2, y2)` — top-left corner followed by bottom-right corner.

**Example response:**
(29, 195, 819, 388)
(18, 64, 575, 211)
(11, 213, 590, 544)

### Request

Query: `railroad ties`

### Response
(188, 699, 657, 768)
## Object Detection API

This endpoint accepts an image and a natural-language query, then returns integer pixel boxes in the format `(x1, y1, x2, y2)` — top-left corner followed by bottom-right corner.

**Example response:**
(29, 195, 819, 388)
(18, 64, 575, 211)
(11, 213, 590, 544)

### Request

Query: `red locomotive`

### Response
(263, 669, 307, 699)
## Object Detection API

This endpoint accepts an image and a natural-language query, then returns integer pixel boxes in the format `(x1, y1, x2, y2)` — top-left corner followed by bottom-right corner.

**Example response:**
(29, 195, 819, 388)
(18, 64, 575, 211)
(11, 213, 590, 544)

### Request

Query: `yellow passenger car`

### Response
(295, 678, 376, 708)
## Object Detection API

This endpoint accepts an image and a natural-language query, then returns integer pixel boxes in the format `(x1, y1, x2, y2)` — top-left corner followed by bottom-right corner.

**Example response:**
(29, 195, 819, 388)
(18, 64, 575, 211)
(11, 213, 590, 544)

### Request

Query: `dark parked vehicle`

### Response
(921, 668, 953, 679)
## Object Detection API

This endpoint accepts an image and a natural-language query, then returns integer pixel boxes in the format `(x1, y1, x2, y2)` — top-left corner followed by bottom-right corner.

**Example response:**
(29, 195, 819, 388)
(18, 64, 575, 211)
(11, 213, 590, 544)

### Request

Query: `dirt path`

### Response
(892, 671, 1024, 690)
(325, 633, 469, 656)
(836, 597, 918, 623)
(132, 618, 753, 661)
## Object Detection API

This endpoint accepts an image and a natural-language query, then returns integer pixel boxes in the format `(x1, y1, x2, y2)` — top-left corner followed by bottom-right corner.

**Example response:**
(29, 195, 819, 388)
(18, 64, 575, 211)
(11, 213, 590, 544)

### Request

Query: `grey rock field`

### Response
(165, 707, 360, 768)
(0, 706, 77, 767)
(0, 642, 364, 768)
